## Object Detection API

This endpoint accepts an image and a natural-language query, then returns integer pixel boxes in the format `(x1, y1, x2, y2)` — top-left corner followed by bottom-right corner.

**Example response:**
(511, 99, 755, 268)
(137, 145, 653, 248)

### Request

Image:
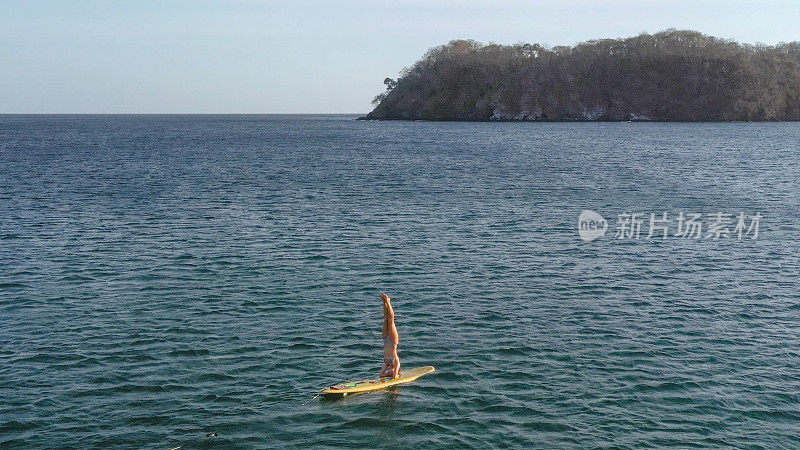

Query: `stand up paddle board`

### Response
(321, 366, 434, 396)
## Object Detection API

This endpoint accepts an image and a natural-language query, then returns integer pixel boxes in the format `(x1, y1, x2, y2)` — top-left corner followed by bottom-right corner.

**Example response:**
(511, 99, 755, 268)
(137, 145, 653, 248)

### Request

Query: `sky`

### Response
(1, 0, 799, 114)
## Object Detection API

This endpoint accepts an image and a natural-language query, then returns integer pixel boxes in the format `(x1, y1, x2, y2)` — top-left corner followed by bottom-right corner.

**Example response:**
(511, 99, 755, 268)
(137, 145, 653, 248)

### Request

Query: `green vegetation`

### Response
(364, 30, 800, 121)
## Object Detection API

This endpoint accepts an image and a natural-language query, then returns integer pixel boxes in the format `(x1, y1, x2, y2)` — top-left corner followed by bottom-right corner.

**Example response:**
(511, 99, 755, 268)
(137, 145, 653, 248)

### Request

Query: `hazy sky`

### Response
(2, 0, 799, 113)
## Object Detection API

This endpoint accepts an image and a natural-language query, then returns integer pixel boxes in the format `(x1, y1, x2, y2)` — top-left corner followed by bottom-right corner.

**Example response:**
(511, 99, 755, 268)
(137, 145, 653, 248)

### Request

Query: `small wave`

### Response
(168, 349, 211, 357)
(520, 421, 577, 432)
(741, 408, 800, 422)
(303, 255, 330, 261)
(125, 415, 170, 426)
(196, 373, 235, 382)
(74, 383, 187, 397)
(495, 346, 534, 356)
(0, 420, 42, 433)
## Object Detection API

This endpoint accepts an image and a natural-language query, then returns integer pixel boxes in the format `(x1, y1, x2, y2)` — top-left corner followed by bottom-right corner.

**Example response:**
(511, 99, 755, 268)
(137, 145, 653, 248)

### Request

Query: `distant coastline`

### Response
(362, 30, 800, 122)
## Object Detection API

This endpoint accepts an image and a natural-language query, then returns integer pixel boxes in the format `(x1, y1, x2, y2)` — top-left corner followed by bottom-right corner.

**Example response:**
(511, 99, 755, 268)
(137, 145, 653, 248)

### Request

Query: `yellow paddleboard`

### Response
(321, 366, 434, 395)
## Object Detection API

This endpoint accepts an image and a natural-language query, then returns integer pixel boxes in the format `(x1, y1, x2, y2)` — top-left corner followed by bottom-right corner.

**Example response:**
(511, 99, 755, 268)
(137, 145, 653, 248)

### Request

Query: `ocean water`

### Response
(1, 115, 800, 448)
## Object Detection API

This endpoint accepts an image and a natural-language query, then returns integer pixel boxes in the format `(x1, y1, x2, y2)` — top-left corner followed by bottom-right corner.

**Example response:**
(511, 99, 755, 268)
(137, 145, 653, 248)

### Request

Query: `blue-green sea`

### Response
(1, 115, 800, 448)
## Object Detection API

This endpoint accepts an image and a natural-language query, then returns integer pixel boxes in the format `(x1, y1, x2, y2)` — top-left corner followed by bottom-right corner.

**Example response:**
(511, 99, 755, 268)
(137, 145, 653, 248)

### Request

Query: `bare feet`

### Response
(380, 293, 390, 304)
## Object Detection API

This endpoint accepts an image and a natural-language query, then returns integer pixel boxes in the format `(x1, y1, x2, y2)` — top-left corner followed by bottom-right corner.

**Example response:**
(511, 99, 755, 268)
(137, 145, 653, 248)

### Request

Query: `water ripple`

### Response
(1, 116, 799, 447)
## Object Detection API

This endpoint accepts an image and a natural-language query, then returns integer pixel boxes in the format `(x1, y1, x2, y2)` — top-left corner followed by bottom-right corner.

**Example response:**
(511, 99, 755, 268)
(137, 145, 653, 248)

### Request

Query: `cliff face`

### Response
(364, 30, 800, 122)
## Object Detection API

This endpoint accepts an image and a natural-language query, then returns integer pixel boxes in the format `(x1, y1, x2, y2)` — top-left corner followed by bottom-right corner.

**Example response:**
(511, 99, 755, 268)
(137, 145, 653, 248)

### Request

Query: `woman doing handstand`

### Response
(379, 293, 401, 379)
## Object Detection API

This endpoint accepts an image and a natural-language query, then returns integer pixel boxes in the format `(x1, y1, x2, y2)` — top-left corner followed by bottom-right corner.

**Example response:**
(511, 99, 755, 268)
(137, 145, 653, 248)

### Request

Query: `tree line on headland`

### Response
(362, 30, 800, 121)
